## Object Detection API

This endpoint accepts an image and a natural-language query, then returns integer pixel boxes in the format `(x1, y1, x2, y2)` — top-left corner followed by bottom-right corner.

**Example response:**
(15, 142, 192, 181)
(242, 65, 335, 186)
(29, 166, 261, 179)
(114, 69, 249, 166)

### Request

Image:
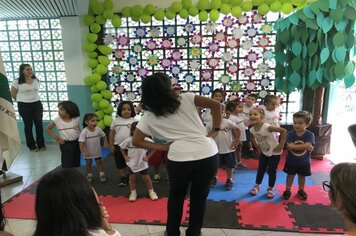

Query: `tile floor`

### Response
(1, 143, 350, 236)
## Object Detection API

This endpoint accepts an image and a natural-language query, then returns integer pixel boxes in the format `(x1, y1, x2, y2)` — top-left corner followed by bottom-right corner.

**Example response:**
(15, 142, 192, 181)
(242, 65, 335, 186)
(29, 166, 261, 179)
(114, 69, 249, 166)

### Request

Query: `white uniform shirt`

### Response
(137, 93, 218, 162)
(207, 118, 237, 154)
(11, 79, 41, 102)
(110, 117, 137, 145)
(259, 105, 280, 127)
(120, 136, 153, 173)
(249, 123, 282, 156)
(53, 117, 80, 141)
(228, 114, 247, 141)
(88, 228, 121, 236)
(79, 127, 106, 159)
(243, 104, 255, 117)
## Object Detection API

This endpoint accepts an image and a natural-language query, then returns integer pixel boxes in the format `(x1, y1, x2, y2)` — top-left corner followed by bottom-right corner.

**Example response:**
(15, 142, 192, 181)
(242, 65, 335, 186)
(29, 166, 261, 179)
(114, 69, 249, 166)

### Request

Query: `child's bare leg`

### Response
(142, 174, 153, 190)
(86, 159, 92, 174)
(226, 168, 233, 180)
(95, 159, 105, 172)
(129, 174, 136, 191)
(286, 175, 294, 189)
(298, 175, 306, 190)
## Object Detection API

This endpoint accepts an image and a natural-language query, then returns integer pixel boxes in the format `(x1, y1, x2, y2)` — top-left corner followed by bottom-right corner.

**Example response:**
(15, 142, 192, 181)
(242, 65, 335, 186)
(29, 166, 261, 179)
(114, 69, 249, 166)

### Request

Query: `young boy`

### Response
(243, 93, 257, 156)
(282, 111, 315, 200)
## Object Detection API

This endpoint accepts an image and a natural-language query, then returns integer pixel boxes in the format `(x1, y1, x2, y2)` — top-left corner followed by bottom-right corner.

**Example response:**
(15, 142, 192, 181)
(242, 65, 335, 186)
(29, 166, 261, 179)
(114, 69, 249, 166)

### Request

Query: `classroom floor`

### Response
(1, 141, 353, 236)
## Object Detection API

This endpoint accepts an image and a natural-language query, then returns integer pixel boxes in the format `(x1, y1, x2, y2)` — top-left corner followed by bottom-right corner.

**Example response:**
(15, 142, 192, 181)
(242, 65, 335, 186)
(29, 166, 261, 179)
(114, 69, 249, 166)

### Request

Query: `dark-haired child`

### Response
(79, 113, 109, 183)
(47, 101, 81, 168)
(201, 88, 224, 125)
(282, 111, 315, 200)
(120, 121, 158, 202)
(243, 94, 257, 156)
(109, 101, 137, 186)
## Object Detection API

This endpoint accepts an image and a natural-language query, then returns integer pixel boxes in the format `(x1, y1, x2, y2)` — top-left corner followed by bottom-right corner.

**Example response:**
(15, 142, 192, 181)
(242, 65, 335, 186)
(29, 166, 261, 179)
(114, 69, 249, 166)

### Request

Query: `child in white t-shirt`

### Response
(243, 93, 257, 156)
(120, 121, 158, 202)
(201, 88, 224, 125)
(260, 94, 281, 127)
(79, 113, 109, 183)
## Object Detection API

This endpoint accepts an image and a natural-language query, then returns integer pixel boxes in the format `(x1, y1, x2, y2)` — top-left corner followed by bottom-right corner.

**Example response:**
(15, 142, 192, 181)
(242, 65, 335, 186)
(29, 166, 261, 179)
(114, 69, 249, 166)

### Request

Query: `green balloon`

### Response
(198, 0, 210, 10)
(88, 59, 98, 68)
(91, 73, 101, 83)
(96, 81, 107, 90)
(131, 5, 144, 17)
(99, 99, 110, 109)
(188, 6, 199, 16)
(92, 101, 100, 110)
(252, 0, 264, 5)
(96, 64, 108, 75)
(140, 14, 151, 24)
(165, 9, 176, 20)
(231, 6, 242, 17)
(92, 4, 104, 15)
(103, 105, 114, 114)
(87, 33, 98, 43)
(84, 42, 97, 52)
(91, 93, 102, 102)
(97, 120, 106, 129)
(154, 8, 165, 21)
(103, 9, 114, 19)
(121, 7, 132, 17)
(83, 15, 95, 26)
(209, 9, 220, 21)
(111, 14, 121, 28)
(96, 110, 105, 119)
(101, 90, 113, 99)
(258, 3, 270, 15)
(90, 23, 101, 33)
(88, 52, 98, 59)
(241, 1, 253, 11)
(179, 9, 189, 18)
(270, 1, 282, 12)
(103, 0, 113, 10)
(95, 15, 106, 24)
(222, 0, 231, 3)
(144, 4, 156, 15)
(199, 11, 209, 22)
(91, 85, 99, 92)
(131, 15, 140, 22)
(221, 4, 231, 14)
(104, 115, 113, 126)
(281, 2, 293, 14)
(231, 0, 243, 6)
(171, 2, 183, 12)
(98, 45, 112, 55)
(211, 0, 222, 9)
(84, 76, 94, 86)
(98, 56, 110, 66)
(182, 0, 192, 9)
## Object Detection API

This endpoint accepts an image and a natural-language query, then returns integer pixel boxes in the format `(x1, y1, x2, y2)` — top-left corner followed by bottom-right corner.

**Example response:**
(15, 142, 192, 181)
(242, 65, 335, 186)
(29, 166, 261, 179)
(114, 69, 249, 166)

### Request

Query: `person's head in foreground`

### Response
(326, 162, 356, 235)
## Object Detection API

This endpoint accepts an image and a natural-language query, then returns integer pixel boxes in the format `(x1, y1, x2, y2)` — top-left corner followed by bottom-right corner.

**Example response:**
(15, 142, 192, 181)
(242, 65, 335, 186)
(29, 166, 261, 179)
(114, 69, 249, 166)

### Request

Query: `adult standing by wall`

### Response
(10, 64, 46, 152)
(132, 72, 222, 236)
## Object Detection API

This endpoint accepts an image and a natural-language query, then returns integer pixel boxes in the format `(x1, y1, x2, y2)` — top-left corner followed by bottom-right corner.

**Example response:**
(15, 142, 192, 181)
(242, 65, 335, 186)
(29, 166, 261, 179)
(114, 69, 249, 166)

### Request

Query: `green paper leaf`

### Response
(345, 33, 355, 49)
(316, 68, 324, 82)
(301, 28, 309, 43)
(292, 41, 302, 56)
(309, 30, 317, 42)
(329, 0, 337, 9)
(275, 77, 285, 92)
(303, 6, 315, 19)
(302, 44, 308, 59)
(344, 6, 356, 20)
(307, 42, 317, 56)
(306, 19, 319, 30)
(332, 47, 346, 63)
(315, 1, 330, 12)
(288, 14, 299, 25)
(291, 25, 302, 40)
(279, 30, 291, 45)
(316, 11, 325, 27)
(308, 69, 317, 86)
(334, 20, 347, 31)
(334, 63, 346, 79)
(344, 74, 355, 88)
(320, 48, 330, 64)
(296, 10, 307, 21)
(332, 32, 346, 46)
(291, 57, 303, 71)
(330, 9, 344, 22)
(289, 72, 301, 87)
(322, 17, 334, 33)
(345, 61, 355, 76)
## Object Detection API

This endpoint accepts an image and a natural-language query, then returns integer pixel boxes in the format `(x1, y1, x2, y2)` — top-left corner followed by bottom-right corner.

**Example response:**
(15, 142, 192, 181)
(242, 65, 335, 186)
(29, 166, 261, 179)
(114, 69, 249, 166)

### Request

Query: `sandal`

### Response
(250, 185, 260, 195)
(266, 187, 274, 198)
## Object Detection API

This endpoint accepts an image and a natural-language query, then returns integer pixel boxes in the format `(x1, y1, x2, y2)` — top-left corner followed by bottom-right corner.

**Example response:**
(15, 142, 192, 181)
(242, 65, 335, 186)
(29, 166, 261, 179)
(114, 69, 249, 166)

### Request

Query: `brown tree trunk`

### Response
(312, 86, 325, 125)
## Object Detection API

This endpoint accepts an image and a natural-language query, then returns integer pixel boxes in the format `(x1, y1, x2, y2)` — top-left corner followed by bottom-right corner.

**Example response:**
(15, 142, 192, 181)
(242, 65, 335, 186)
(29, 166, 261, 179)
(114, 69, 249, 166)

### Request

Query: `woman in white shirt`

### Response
(132, 72, 221, 236)
(11, 64, 45, 152)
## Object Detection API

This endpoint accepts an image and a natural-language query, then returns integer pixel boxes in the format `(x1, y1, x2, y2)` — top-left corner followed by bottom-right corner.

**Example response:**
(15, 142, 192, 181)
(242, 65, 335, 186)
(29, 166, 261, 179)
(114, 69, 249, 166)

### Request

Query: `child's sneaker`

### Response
(297, 189, 308, 200)
(152, 174, 160, 183)
(282, 189, 291, 200)
(149, 190, 158, 200)
(100, 173, 107, 183)
(129, 191, 137, 202)
(237, 162, 249, 170)
(87, 174, 93, 183)
(225, 179, 234, 190)
(210, 176, 217, 188)
(119, 176, 127, 187)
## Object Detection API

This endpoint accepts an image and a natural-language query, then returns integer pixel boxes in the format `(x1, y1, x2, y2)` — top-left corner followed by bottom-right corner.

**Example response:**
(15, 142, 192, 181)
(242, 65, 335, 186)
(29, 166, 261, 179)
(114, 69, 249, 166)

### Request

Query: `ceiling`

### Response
(0, 0, 89, 20)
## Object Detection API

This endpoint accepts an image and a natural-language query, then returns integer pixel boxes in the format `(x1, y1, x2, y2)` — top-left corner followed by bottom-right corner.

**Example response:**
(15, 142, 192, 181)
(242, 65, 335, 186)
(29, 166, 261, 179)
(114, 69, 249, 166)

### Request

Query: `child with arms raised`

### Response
(249, 108, 287, 198)
(120, 121, 158, 202)
(79, 113, 109, 183)
(282, 111, 315, 200)
(46, 101, 81, 168)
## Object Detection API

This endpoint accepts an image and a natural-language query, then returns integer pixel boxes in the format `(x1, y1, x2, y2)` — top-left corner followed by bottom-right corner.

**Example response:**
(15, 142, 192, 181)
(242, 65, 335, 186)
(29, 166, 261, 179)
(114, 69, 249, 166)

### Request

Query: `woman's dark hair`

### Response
(82, 113, 98, 128)
(0, 193, 6, 231)
(141, 73, 180, 117)
(130, 121, 138, 136)
(58, 101, 80, 118)
(116, 101, 136, 118)
(18, 63, 37, 84)
(33, 169, 102, 236)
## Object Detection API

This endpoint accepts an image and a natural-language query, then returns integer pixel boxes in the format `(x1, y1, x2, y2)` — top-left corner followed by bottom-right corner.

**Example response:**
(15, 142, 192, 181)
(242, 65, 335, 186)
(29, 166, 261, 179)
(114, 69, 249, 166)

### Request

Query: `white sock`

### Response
(148, 189, 154, 194)
(131, 190, 137, 194)
(99, 172, 105, 176)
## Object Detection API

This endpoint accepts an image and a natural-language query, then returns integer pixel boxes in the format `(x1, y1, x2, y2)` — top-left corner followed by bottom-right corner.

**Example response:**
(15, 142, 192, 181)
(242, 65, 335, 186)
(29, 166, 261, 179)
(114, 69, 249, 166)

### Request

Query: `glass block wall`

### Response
(0, 18, 68, 121)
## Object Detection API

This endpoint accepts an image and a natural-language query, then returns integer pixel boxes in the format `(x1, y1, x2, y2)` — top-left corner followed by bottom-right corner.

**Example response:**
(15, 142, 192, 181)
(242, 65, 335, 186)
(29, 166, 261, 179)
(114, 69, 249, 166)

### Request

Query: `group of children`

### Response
(203, 89, 315, 200)
(46, 88, 315, 202)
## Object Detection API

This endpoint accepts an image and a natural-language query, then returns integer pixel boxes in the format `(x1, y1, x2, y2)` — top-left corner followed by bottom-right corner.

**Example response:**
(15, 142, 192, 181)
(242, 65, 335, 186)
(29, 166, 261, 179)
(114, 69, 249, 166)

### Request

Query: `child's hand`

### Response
(82, 152, 89, 158)
(110, 145, 115, 153)
(307, 144, 314, 152)
(231, 141, 239, 150)
(273, 144, 283, 153)
(207, 130, 219, 138)
(255, 148, 262, 158)
(143, 156, 149, 162)
(55, 137, 65, 144)
(124, 155, 130, 162)
(99, 202, 115, 234)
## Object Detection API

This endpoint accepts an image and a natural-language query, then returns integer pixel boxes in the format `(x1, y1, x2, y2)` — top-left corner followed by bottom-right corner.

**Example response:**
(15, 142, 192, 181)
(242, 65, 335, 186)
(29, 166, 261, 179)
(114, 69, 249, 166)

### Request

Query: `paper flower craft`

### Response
(204, 22, 216, 34)
(260, 75, 272, 88)
(113, 84, 126, 94)
(108, 74, 119, 84)
(117, 34, 130, 47)
(201, 84, 212, 95)
(189, 47, 202, 58)
(222, 52, 234, 62)
(126, 92, 136, 101)
(227, 62, 239, 75)
(257, 36, 271, 48)
(201, 70, 213, 81)
(242, 66, 255, 77)
(244, 80, 257, 91)
(260, 23, 273, 34)
(227, 38, 239, 49)
(232, 27, 244, 39)
(147, 54, 159, 66)
(131, 42, 143, 54)
(230, 82, 242, 92)
(126, 55, 139, 67)
(137, 67, 149, 78)
(246, 50, 260, 64)
(170, 50, 183, 62)
(227, 93, 239, 101)
(103, 34, 115, 45)
(176, 36, 187, 47)
(189, 60, 200, 71)
(183, 21, 196, 34)
(258, 63, 269, 73)
(208, 41, 220, 53)
(112, 49, 125, 60)
(164, 25, 176, 37)
(145, 39, 158, 51)
(252, 12, 264, 23)
(241, 40, 254, 50)
(161, 38, 173, 49)
(190, 33, 203, 45)
(207, 58, 220, 69)
(134, 27, 147, 38)
(149, 27, 161, 38)
(170, 64, 183, 76)
(214, 30, 226, 42)
(222, 16, 235, 28)
(124, 72, 136, 83)
(219, 74, 232, 84)
(237, 14, 249, 25)
(245, 26, 258, 38)
(112, 64, 123, 75)
(259, 90, 268, 98)
(183, 72, 196, 84)
(262, 50, 274, 60)
(160, 57, 173, 68)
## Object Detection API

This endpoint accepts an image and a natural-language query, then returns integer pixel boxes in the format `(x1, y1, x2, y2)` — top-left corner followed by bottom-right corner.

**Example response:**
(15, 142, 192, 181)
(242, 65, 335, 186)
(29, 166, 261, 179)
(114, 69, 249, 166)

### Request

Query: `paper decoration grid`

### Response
(104, 11, 285, 107)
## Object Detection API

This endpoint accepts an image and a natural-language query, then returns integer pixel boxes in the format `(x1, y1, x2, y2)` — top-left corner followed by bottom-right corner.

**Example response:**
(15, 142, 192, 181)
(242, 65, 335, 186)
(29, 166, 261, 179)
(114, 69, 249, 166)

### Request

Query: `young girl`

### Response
(109, 101, 137, 187)
(46, 101, 81, 168)
(225, 100, 248, 170)
(120, 121, 158, 202)
(249, 108, 287, 198)
(261, 94, 281, 127)
(79, 113, 109, 183)
(201, 88, 224, 125)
